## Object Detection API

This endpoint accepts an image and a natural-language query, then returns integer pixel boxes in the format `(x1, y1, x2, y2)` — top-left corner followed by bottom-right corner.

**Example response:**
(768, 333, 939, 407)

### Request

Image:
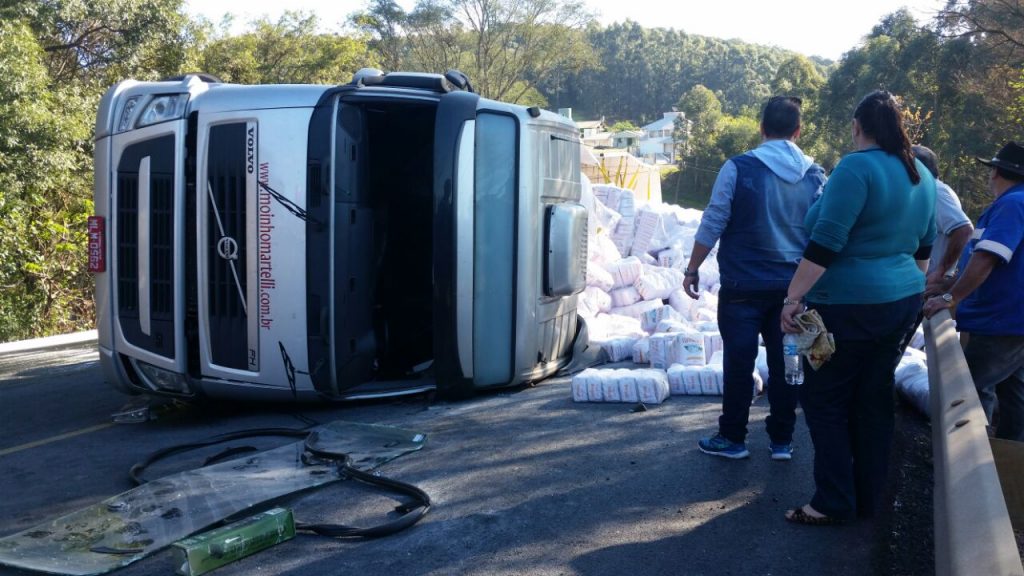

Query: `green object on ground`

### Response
(172, 508, 296, 576)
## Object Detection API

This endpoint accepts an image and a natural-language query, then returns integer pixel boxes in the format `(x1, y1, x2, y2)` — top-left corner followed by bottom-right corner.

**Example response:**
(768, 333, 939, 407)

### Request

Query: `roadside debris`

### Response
(0, 421, 427, 575)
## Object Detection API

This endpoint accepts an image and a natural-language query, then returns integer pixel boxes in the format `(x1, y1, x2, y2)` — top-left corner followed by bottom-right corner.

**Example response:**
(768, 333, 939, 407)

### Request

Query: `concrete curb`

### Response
(0, 330, 98, 355)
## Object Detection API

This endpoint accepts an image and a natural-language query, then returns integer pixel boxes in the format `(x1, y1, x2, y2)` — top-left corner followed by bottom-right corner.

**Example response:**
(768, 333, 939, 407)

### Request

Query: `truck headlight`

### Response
(117, 96, 142, 132)
(137, 94, 188, 128)
(134, 360, 191, 394)
(116, 94, 188, 133)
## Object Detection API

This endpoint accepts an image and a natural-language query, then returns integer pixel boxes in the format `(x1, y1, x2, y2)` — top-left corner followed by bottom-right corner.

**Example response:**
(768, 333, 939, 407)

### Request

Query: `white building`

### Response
(576, 117, 613, 149)
(639, 112, 686, 164)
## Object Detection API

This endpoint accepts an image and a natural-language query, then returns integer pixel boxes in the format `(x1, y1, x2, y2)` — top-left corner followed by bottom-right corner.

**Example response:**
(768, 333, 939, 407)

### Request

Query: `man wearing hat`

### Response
(924, 141, 1024, 441)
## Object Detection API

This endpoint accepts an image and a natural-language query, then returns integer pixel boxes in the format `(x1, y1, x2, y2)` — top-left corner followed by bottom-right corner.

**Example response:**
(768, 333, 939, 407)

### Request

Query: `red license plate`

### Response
(88, 216, 105, 273)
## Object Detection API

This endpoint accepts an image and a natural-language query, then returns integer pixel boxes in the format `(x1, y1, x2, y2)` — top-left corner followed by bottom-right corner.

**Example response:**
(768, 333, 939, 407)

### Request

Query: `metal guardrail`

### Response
(925, 310, 1024, 576)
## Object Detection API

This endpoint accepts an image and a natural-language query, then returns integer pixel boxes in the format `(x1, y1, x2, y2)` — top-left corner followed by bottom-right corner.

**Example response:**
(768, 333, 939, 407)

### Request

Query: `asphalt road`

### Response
(0, 338, 932, 576)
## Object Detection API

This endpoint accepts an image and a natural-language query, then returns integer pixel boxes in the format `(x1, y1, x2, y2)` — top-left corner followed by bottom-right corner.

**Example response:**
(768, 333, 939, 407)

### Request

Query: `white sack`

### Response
(582, 286, 612, 314)
(635, 266, 685, 301)
(588, 232, 623, 268)
(609, 299, 664, 320)
(668, 289, 693, 318)
(631, 208, 670, 257)
(699, 365, 724, 395)
(586, 264, 615, 292)
(635, 369, 671, 404)
(703, 332, 723, 363)
(605, 256, 644, 289)
(658, 248, 686, 270)
(609, 286, 643, 308)
(601, 337, 640, 362)
(667, 364, 687, 395)
(655, 319, 691, 334)
(632, 337, 650, 364)
(640, 305, 683, 333)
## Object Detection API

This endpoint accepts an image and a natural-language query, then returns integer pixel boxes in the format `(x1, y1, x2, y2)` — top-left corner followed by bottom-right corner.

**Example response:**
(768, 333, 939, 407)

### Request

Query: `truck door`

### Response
(433, 93, 522, 397)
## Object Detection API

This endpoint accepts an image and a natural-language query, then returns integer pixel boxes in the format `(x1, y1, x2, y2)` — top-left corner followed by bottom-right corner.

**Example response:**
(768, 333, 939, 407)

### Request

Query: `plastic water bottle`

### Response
(783, 333, 803, 385)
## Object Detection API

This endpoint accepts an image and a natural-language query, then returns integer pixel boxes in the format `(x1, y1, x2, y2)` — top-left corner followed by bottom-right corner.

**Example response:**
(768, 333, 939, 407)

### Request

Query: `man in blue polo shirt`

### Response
(924, 141, 1024, 441)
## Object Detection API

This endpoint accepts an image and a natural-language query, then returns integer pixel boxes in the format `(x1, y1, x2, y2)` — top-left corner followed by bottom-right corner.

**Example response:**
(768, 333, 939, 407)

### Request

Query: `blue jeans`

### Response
(716, 289, 798, 445)
(801, 294, 921, 521)
(963, 334, 1024, 441)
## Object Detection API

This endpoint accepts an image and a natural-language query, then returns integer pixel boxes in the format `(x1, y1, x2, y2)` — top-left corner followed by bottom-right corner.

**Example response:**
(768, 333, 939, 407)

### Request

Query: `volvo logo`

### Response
(216, 237, 239, 261)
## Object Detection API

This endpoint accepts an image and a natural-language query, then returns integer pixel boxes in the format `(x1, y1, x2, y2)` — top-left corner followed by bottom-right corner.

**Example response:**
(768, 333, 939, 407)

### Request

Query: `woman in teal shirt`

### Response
(780, 91, 936, 525)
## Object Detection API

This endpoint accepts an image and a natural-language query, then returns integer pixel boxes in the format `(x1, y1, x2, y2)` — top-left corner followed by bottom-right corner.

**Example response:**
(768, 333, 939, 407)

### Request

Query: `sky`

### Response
(185, 0, 947, 61)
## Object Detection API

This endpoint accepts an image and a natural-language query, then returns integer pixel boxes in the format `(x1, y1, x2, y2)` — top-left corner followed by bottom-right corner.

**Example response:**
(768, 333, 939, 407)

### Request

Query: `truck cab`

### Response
(91, 69, 587, 401)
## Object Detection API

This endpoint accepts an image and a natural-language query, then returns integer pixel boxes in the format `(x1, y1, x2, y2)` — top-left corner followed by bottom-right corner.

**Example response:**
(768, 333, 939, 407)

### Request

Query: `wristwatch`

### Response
(683, 267, 698, 277)
(940, 293, 955, 305)
(783, 296, 802, 306)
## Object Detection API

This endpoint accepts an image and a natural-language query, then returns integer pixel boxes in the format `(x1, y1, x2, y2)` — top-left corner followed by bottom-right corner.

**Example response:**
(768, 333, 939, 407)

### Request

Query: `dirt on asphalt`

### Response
(874, 400, 935, 575)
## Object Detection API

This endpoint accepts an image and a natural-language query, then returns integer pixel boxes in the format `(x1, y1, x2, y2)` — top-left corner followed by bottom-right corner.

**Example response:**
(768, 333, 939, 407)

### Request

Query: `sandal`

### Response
(785, 505, 846, 526)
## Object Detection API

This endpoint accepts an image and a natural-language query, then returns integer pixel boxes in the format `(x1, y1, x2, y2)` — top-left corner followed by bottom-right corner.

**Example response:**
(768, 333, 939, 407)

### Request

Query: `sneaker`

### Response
(698, 434, 750, 459)
(770, 442, 794, 461)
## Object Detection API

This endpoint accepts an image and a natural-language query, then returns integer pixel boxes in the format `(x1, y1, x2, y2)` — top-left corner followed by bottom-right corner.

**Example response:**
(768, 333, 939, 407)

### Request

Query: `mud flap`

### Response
(557, 316, 607, 376)
(0, 421, 425, 576)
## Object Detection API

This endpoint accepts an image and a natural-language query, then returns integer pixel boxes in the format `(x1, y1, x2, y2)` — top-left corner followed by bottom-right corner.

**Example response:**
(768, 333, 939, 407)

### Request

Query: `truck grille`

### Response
(116, 135, 176, 358)
(206, 123, 250, 370)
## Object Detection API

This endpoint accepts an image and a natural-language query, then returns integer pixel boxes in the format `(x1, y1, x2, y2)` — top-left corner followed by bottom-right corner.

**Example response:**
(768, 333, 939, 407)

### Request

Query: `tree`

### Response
(547, 23, 818, 124)
(771, 55, 825, 99)
(671, 85, 728, 207)
(676, 84, 723, 156)
(608, 120, 639, 132)
(938, 0, 1024, 58)
(403, 0, 463, 75)
(349, 0, 407, 72)
(0, 0, 201, 86)
(200, 11, 374, 84)
(714, 116, 761, 163)
(0, 0, 213, 341)
(933, 0, 1024, 216)
(398, 0, 597, 104)
(0, 19, 95, 340)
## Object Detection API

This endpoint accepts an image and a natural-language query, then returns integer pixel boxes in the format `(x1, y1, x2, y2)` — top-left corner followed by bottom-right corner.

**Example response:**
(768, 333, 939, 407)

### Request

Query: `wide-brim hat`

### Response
(977, 141, 1024, 177)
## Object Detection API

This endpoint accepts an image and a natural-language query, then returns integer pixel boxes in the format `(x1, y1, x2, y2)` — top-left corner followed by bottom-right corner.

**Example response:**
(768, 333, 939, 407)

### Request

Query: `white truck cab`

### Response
(91, 69, 587, 401)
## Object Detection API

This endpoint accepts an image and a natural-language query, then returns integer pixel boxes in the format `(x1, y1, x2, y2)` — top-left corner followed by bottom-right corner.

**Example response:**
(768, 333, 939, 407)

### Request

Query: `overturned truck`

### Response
(91, 69, 587, 401)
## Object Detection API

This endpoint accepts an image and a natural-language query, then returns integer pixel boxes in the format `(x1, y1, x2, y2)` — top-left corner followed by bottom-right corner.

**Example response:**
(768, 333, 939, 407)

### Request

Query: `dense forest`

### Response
(0, 0, 1021, 341)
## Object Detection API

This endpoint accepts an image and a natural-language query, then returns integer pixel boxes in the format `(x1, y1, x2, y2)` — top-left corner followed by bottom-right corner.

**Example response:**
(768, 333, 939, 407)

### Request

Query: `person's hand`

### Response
(923, 294, 955, 319)
(924, 270, 953, 298)
(683, 269, 700, 300)
(780, 301, 804, 333)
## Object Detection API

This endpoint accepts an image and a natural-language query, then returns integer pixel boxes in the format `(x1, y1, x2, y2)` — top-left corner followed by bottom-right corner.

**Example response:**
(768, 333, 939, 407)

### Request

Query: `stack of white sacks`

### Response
(572, 177, 764, 405)
(572, 175, 931, 416)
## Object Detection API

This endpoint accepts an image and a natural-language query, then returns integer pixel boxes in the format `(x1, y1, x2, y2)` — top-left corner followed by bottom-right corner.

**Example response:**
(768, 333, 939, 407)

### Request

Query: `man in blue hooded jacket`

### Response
(683, 96, 825, 460)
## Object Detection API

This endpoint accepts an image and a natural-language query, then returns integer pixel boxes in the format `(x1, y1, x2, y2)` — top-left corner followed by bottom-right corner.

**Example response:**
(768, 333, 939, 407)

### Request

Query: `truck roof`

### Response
(189, 83, 334, 113)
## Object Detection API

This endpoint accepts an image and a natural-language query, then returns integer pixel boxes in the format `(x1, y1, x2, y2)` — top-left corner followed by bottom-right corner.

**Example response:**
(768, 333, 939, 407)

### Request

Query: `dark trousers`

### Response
(801, 294, 921, 521)
(717, 289, 798, 445)
(964, 334, 1024, 440)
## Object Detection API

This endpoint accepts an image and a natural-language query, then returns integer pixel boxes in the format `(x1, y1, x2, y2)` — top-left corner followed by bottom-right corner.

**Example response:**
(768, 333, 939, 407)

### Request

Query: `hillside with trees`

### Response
(0, 0, 1021, 341)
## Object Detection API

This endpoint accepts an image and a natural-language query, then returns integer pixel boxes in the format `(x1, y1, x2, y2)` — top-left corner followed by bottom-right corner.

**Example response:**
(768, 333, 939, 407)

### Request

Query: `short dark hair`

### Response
(912, 145, 939, 178)
(762, 96, 802, 139)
